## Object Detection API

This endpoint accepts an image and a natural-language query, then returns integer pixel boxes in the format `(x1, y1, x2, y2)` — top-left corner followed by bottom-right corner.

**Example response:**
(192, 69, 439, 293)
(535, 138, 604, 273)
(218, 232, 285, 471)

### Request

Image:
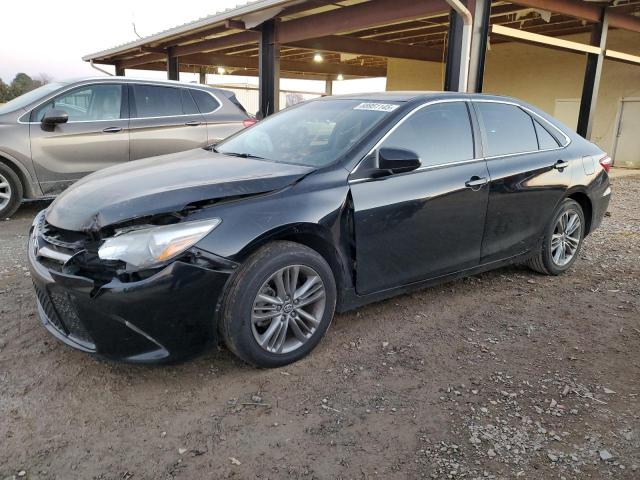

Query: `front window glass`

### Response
(216, 99, 399, 167)
(34, 84, 123, 121)
(381, 102, 474, 165)
(0, 82, 65, 115)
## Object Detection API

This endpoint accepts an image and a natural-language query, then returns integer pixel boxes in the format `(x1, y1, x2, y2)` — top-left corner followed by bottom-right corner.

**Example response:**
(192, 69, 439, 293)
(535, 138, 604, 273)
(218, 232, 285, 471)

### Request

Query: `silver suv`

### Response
(0, 77, 253, 218)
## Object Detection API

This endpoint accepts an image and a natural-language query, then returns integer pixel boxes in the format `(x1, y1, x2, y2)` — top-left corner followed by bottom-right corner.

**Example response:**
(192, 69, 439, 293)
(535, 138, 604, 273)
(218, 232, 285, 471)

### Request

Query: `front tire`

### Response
(0, 163, 22, 219)
(220, 241, 337, 368)
(527, 198, 585, 275)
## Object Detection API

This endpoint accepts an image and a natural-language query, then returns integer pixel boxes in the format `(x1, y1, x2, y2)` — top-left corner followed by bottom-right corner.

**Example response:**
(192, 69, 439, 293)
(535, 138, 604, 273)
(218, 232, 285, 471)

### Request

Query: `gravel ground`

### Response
(1, 173, 639, 480)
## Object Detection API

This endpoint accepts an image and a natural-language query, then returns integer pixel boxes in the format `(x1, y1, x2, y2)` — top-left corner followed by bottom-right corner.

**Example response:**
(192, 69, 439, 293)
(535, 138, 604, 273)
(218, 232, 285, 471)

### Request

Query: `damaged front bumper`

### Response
(28, 211, 235, 363)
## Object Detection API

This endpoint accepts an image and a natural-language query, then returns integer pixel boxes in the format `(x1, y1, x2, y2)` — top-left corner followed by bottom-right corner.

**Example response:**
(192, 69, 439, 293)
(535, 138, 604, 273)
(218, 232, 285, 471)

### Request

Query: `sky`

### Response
(0, 0, 384, 94)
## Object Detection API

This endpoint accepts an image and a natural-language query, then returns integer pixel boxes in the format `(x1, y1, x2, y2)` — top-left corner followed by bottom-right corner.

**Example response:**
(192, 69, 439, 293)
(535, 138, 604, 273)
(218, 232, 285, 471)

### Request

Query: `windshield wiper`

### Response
(222, 152, 265, 160)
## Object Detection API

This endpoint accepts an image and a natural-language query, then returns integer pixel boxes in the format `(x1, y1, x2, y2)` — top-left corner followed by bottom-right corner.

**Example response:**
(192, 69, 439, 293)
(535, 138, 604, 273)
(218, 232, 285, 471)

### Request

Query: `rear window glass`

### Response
(191, 90, 221, 113)
(534, 120, 560, 150)
(476, 103, 538, 157)
(133, 85, 182, 118)
(181, 89, 200, 115)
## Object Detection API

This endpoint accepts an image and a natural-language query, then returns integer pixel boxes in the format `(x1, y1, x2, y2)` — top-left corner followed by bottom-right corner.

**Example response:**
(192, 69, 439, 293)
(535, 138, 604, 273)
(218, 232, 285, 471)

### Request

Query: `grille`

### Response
(33, 282, 67, 334)
(33, 282, 94, 346)
(41, 219, 92, 251)
(49, 291, 93, 345)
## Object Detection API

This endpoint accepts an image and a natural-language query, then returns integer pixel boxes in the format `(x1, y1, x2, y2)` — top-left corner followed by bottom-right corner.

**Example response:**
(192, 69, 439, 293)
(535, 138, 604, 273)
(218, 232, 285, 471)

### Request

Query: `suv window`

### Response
(132, 84, 183, 118)
(190, 89, 221, 113)
(534, 119, 560, 150)
(476, 102, 538, 156)
(381, 102, 474, 166)
(33, 84, 123, 122)
(181, 89, 200, 115)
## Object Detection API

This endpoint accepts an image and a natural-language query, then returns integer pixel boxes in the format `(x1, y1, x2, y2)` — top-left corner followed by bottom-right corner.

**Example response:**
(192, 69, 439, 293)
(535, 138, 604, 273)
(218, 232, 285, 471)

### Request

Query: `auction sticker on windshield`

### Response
(353, 103, 399, 112)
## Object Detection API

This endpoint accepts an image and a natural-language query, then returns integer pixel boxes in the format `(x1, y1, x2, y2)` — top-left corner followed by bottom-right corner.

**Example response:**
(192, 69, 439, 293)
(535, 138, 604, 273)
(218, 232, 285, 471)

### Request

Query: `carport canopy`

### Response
(83, 0, 640, 134)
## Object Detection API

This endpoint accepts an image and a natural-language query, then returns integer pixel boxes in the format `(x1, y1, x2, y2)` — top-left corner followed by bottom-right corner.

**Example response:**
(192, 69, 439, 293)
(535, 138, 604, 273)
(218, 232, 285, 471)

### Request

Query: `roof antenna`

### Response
(132, 22, 143, 39)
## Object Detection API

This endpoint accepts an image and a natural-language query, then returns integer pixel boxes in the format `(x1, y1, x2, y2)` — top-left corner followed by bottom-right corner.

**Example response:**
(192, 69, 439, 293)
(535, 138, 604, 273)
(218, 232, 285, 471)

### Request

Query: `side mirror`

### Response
(41, 109, 69, 126)
(378, 147, 421, 174)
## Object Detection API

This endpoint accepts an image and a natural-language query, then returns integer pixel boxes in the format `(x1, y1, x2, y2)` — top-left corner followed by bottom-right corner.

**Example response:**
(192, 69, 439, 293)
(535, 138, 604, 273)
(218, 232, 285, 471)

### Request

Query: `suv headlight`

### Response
(98, 218, 221, 268)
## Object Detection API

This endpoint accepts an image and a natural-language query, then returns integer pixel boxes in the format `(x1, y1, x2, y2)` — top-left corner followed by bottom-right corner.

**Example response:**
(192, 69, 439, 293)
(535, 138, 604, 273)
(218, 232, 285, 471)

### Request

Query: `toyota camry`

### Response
(28, 92, 612, 367)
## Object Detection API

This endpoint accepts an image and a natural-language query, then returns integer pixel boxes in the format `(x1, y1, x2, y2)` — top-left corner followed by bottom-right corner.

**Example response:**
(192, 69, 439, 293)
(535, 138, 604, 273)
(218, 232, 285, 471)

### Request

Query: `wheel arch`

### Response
(0, 152, 40, 199)
(565, 189, 593, 235)
(233, 222, 354, 297)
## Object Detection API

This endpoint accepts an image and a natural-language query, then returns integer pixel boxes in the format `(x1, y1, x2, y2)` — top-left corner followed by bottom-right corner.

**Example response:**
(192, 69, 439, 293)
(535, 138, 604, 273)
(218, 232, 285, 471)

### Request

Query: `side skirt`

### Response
(337, 251, 531, 313)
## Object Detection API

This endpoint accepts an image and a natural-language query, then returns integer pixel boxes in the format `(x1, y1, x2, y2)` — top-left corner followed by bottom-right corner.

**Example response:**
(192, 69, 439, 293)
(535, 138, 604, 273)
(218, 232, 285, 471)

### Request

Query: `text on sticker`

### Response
(354, 103, 399, 112)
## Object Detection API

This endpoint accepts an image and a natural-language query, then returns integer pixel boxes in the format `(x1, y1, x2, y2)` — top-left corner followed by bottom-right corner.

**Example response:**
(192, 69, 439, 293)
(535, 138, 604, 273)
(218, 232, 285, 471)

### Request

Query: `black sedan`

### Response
(28, 92, 612, 367)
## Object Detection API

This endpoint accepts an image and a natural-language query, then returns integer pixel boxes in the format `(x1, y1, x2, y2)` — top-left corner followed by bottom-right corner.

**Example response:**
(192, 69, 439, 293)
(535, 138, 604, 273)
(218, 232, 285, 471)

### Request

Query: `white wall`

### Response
(385, 30, 640, 157)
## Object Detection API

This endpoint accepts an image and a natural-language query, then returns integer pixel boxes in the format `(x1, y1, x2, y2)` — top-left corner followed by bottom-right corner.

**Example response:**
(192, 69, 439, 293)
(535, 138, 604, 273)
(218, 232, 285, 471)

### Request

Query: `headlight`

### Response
(98, 218, 221, 268)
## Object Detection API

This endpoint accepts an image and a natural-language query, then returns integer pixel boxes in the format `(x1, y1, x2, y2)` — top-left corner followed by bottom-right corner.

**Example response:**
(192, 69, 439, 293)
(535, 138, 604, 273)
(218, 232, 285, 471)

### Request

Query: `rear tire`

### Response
(527, 198, 585, 275)
(220, 241, 337, 368)
(0, 163, 22, 219)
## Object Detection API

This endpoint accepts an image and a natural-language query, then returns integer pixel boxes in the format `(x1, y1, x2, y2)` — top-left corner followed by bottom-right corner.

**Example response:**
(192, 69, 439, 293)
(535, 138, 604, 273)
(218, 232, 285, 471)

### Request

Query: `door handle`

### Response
(554, 160, 570, 171)
(185, 121, 202, 126)
(102, 126, 122, 133)
(465, 176, 488, 188)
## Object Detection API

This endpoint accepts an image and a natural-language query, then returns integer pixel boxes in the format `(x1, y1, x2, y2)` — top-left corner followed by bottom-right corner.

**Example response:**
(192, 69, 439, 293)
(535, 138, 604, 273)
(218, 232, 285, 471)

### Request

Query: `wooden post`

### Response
(167, 47, 179, 81)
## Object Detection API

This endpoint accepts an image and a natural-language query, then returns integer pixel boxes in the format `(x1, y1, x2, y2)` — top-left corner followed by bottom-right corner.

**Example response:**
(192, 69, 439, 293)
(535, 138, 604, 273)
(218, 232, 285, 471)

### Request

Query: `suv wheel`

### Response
(0, 163, 22, 219)
(527, 198, 585, 275)
(220, 241, 337, 367)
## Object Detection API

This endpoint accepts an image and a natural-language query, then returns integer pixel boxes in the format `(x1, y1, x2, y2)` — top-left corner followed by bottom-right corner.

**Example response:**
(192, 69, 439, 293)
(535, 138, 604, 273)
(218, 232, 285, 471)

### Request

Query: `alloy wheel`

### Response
(0, 172, 11, 211)
(551, 209, 581, 267)
(251, 265, 326, 354)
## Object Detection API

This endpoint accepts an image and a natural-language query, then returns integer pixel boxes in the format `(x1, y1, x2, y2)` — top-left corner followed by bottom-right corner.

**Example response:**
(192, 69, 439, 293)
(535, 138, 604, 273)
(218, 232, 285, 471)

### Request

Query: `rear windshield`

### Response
(0, 82, 66, 115)
(216, 99, 399, 167)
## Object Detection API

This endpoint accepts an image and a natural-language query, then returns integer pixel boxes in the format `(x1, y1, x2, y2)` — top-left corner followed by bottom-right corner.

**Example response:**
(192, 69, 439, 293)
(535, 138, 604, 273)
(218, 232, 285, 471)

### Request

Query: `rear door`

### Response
(29, 82, 129, 194)
(473, 100, 572, 263)
(190, 88, 246, 143)
(129, 84, 207, 160)
(350, 101, 490, 295)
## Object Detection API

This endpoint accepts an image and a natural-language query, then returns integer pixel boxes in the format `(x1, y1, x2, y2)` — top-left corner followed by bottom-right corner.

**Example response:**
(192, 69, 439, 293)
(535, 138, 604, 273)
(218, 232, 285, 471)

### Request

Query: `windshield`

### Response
(0, 82, 66, 115)
(216, 99, 400, 167)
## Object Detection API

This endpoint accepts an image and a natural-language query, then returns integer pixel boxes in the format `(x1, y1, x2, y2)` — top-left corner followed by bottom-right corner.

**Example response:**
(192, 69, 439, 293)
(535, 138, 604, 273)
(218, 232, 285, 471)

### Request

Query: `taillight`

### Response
(242, 119, 257, 128)
(598, 154, 612, 172)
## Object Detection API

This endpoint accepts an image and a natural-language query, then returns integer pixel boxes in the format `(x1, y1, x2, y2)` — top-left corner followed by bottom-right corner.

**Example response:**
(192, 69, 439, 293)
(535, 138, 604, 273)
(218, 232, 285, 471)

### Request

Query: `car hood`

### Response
(46, 148, 315, 232)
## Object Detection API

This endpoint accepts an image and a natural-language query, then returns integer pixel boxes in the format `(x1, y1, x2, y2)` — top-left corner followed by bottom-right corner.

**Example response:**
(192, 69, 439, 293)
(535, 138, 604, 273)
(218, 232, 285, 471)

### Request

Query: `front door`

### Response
(613, 99, 640, 169)
(473, 101, 573, 263)
(29, 83, 129, 195)
(350, 101, 490, 295)
(129, 84, 208, 160)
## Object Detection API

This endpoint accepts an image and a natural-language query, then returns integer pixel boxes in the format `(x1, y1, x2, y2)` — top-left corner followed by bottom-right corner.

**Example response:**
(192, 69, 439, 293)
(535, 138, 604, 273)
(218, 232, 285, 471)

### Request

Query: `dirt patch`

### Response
(1, 176, 639, 480)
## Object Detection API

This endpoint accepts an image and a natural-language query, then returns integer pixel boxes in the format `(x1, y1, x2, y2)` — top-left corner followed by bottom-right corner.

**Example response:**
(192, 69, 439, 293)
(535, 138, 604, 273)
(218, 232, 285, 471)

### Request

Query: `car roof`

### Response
(321, 91, 525, 104)
(61, 76, 227, 93)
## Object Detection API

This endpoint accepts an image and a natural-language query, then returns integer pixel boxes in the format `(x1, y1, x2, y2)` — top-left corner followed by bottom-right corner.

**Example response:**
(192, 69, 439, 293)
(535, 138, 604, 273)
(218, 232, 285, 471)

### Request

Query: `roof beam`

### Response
(605, 49, 640, 66)
(180, 53, 387, 77)
(119, 53, 166, 69)
(490, 24, 601, 54)
(172, 30, 260, 57)
(277, 0, 449, 44)
(287, 35, 442, 62)
(510, 0, 600, 22)
(608, 10, 640, 34)
(511, 0, 640, 33)
(134, 61, 351, 81)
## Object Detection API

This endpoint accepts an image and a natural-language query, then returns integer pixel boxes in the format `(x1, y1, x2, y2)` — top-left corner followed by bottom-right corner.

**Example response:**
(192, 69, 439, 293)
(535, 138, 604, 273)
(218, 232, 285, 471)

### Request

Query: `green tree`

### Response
(0, 79, 9, 103)
(9, 73, 42, 100)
